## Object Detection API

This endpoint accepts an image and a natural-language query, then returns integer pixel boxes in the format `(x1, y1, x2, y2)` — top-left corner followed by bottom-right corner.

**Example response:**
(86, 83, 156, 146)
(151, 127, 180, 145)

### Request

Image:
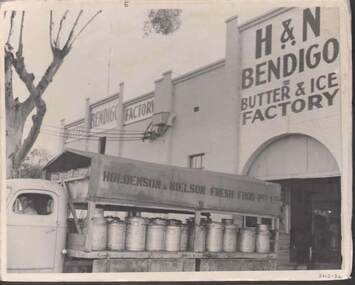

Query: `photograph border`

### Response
(0, 0, 352, 282)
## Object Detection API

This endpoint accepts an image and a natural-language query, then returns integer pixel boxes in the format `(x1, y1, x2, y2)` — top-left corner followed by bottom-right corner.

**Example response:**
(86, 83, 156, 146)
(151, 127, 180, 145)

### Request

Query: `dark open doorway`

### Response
(272, 177, 341, 269)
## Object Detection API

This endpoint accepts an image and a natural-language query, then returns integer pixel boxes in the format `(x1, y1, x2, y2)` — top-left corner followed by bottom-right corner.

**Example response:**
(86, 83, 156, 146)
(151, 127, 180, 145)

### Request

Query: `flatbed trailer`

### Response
(42, 149, 282, 272)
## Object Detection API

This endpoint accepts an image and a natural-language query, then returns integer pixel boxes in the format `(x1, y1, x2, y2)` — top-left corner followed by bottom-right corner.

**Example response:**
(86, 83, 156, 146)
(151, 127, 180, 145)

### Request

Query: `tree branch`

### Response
(11, 11, 36, 117)
(11, 51, 36, 94)
(13, 98, 47, 170)
(6, 11, 16, 47)
(36, 55, 64, 94)
(62, 10, 83, 53)
(5, 11, 16, 110)
(7, 11, 36, 114)
(49, 10, 54, 51)
(20, 95, 36, 119)
(5, 50, 14, 110)
(54, 10, 69, 48)
(20, 54, 64, 118)
(16, 11, 25, 57)
(70, 10, 102, 46)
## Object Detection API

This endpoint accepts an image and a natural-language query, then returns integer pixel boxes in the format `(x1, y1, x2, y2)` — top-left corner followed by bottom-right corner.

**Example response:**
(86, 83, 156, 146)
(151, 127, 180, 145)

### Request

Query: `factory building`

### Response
(60, 7, 345, 270)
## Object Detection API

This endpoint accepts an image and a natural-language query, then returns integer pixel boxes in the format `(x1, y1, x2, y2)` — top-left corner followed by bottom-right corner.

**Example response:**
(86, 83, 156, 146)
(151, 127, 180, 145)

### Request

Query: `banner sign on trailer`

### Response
(93, 154, 281, 216)
(43, 150, 281, 216)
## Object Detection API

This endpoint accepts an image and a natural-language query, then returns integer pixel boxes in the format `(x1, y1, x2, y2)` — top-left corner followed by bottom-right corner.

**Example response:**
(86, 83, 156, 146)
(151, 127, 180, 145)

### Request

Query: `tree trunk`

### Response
(6, 105, 26, 178)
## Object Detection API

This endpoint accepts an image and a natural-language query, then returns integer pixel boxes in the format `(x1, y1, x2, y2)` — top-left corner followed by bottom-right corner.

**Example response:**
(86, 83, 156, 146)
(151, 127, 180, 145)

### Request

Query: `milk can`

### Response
(223, 223, 238, 252)
(126, 216, 147, 251)
(255, 224, 271, 253)
(187, 218, 195, 251)
(107, 219, 126, 251)
(91, 216, 107, 251)
(238, 228, 256, 253)
(206, 222, 224, 252)
(189, 224, 207, 252)
(165, 224, 181, 251)
(146, 220, 166, 251)
(180, 224, 189, 251)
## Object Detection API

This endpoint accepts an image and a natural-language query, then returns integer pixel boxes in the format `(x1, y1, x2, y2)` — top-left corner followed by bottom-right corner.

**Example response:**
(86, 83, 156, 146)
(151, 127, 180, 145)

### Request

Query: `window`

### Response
(189, 153, 205, 169)
(99, 136, 107, 154)
(13, 193, 54, 215)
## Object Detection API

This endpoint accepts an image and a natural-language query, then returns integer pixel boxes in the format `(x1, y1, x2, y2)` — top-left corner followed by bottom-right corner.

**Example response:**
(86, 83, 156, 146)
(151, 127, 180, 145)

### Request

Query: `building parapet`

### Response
(64, 118, 85, 129)
(172, 59, 226, 85)
(239, 7, 294, 31)
(123, 92, 154, 107)
(89, 93, 119, 109)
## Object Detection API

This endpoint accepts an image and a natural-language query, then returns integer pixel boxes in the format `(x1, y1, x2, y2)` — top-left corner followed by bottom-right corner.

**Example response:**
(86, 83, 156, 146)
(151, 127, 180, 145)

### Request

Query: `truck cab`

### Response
(6, 179, 67, 273)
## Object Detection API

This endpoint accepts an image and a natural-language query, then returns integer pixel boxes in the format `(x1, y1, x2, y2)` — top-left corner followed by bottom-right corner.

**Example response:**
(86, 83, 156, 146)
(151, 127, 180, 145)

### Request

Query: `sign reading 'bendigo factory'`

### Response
(94, 156, 281, 216)
(240, 8, 340, 125)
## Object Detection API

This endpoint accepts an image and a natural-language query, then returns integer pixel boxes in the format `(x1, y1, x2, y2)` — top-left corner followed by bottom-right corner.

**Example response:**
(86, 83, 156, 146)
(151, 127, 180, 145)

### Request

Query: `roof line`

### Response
(90, 92, 119, 109)
(64, 118, 85, 128)
(239, 7, 295, 31)
(172, 58, 226, 84)
(123, 92, 154, 106)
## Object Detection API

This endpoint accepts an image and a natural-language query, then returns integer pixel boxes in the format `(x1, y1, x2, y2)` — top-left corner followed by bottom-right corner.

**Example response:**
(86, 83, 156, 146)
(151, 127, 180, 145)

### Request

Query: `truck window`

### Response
(13, 193, 54, 215)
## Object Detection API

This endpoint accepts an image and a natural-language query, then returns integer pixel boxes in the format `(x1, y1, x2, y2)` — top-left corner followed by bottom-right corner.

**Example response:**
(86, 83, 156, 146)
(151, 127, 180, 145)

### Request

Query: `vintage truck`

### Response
(6, 149, 281, 273)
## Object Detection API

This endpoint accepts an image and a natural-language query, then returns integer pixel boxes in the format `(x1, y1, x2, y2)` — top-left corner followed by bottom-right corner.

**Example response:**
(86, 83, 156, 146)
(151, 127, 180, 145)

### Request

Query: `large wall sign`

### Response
(90, 98, 119, 131)
(240, 8, 340, 126)
(124, 97, 154, 125)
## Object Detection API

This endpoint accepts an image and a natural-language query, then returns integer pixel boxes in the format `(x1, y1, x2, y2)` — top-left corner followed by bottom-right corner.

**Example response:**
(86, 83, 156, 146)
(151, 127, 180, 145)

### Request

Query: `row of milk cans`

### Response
(90, 211, 271, 253)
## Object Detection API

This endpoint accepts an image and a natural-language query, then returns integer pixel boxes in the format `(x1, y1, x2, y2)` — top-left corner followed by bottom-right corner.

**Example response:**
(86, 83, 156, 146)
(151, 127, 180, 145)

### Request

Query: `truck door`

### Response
(7, 190, 59, 272)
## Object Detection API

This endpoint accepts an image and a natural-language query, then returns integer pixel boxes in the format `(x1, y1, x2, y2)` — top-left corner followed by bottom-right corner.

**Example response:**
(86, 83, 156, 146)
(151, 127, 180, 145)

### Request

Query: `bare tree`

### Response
(5, 10, 101, 178)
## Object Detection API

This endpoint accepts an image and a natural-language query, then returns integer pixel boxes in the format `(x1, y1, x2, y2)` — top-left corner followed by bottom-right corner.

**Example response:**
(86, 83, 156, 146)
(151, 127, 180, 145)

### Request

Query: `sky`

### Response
(3, 0, 283, 157)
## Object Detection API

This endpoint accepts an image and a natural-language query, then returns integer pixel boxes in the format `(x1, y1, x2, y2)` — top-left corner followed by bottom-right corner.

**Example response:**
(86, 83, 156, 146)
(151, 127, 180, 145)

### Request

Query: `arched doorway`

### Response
(246, 134, 341, 270)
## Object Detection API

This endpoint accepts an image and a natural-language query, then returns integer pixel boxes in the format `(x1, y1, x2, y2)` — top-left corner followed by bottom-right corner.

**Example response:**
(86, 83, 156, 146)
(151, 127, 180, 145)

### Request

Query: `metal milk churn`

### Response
(195, 224, 207, 252)
(146, 218, 167, 251)
(107, 219, 126, 251)
(165, 222, 181, 252)
(125, 216, 147, 251)
(223, 223, 238, 252)
(180, 223, 189, 251)
(238, 228, 256, 253)
(189, 224, 207, 252)
(91, 213, 107, 251)
(255, 224, 271, 253)
(206, 221, 224, 252)
(187, 218, 195, 251)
